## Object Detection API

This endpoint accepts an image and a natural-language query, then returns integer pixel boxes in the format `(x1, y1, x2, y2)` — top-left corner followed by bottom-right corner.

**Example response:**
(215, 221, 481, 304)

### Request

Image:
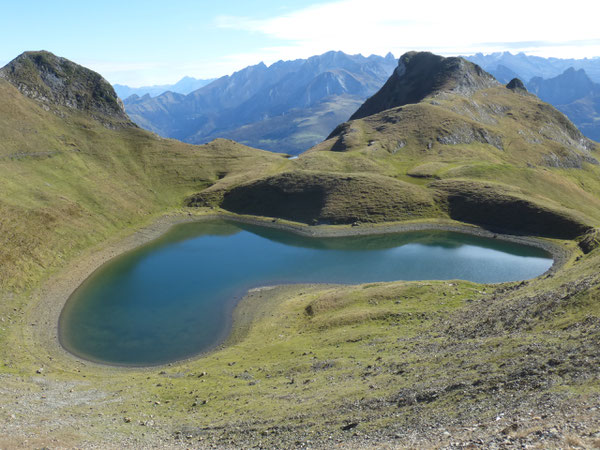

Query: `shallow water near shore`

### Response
(59, 219, 553, 366)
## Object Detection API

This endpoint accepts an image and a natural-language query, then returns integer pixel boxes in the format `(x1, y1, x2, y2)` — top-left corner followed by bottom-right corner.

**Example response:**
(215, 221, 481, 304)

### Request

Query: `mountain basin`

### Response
(59, 219, 553, 366)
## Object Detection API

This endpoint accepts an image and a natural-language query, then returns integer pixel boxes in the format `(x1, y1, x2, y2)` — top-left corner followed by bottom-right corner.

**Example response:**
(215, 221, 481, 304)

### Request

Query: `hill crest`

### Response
(0, 50, 130, 125)
(350, 51, 499, 121)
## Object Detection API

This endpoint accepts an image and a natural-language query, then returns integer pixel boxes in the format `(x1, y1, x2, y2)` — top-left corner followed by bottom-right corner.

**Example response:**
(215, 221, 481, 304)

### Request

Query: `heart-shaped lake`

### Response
(59, 220, 552, 366)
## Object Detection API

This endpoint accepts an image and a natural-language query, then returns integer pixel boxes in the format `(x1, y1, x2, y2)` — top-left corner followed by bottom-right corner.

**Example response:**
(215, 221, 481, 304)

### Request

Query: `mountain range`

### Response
(465, 51, 600, 83)
(113, 76, 215, 99)
(527, 67, 600, 141)
(124, 51, 397, 154)
(123, 51, 600, 153)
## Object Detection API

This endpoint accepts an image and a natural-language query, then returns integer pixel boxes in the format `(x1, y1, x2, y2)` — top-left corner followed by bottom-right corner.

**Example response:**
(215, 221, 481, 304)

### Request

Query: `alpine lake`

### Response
(59, 219, 553, 366)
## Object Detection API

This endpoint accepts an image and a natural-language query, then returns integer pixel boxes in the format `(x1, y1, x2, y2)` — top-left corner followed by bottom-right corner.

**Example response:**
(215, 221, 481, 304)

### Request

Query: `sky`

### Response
(1, 0, 599, 87)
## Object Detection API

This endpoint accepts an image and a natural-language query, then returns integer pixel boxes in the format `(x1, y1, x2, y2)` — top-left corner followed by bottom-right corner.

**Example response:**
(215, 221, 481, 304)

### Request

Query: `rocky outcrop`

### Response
(578, 228, 600, 253)
(0, 51, 131, 124)
(506, 78, 527, 92)
(349, 52, 499, 121)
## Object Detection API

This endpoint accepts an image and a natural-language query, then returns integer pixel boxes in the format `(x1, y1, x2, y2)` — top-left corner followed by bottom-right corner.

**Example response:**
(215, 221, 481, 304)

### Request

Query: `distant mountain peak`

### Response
(0, 50, 130, 124)
(124, 50, 398, 154)
(350, 51, 498, 120)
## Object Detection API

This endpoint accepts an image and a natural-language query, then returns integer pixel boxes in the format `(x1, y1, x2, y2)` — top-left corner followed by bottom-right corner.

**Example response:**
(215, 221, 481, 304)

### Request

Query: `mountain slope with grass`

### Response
(0, 51, 286, 293)
(196, 52, 600, 239)
(0, 50, 599, 448)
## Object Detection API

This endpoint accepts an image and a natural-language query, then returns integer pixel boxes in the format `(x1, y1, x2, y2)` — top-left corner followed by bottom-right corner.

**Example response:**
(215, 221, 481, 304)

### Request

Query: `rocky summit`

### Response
(506, 77, 527, 92)
(0, 50, 130, 125)
(350, 51, 499, 120)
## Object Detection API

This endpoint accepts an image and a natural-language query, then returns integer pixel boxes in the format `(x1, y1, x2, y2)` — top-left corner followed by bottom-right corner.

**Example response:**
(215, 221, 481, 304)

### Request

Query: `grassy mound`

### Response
(432, 179, 593, 238)
(191, 170, 438, 224)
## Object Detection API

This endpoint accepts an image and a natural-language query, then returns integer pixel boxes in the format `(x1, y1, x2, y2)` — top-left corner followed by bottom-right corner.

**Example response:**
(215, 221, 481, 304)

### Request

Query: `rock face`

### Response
(0, 50, 130, 124)
(349, 52, 499, 121)
(578, 228, 600, 253)
(506, 78, 527, 92)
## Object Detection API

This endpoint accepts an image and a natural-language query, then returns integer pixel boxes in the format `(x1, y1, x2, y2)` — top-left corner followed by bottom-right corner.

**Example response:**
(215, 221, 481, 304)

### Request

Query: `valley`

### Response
(0, 49, 599, 448)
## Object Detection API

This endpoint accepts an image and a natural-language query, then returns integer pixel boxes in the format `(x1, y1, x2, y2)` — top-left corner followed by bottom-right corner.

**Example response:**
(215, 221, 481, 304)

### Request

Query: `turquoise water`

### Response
(59, 220, 553, 366)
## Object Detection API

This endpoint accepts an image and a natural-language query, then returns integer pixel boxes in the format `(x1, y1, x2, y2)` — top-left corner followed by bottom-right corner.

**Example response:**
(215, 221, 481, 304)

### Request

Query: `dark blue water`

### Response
(59, 220, 552, 366)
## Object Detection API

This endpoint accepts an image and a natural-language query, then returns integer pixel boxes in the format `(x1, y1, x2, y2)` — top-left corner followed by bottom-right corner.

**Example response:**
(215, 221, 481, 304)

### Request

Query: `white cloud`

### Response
(216, 0, 600, 62)
(85, 0, 600, 86)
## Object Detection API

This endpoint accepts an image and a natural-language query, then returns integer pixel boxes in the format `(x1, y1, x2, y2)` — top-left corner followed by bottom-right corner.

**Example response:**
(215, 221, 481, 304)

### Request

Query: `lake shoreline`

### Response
(27, 209, 574, 371)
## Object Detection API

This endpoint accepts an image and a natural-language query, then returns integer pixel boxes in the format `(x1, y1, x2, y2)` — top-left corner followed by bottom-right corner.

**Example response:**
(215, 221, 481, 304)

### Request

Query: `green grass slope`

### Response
(0, 75, 286, 293)
(1, 51, 600, 448)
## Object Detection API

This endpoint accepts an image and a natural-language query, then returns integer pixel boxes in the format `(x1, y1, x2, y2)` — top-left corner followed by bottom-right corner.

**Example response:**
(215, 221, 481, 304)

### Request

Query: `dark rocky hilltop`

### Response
(349, 51, 499, 120)
(0, 50, 131, 125)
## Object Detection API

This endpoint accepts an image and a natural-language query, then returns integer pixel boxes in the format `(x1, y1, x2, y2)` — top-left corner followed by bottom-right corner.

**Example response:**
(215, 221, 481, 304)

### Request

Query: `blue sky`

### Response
(1, 0, 599, 86)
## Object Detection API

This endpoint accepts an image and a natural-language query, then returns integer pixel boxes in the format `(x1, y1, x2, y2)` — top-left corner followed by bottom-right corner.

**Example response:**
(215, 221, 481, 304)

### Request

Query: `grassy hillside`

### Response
(1, 51, 599, 448)
(0, 76, 286, 294)
(197, 58, 600, 238)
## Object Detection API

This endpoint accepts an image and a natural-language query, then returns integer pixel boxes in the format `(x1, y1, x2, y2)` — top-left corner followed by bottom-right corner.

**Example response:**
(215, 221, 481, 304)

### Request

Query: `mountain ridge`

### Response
(114, 76, 216, 99)
(124, 50, 397, 154)
(0, 50, 131, 125)
(527, 67, 600, 142)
